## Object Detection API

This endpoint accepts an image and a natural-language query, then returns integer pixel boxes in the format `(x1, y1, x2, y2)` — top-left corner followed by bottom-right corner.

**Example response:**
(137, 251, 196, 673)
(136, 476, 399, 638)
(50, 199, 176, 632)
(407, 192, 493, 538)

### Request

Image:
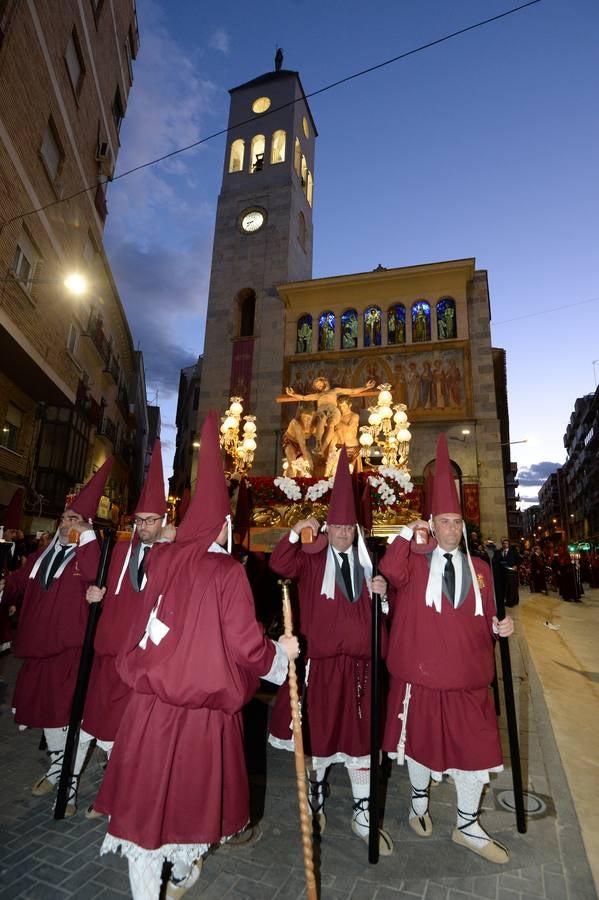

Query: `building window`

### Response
(412, 301, 431, 342)
(302, 116, 309, 139)
(436, 297, 457, 339)
(341, 309, 358, 349)
(40, 119, 63, 181)
(192, 388, 200, 411)
(296, 314, 312, 353)
(252, 96, 270, 113)
(298, 211, 306, 249)
(306, 171, 313, 207)
(11, 231, 39, 293)
(238, 288, 256, 336)
(387, 304, 406, 344)
(250, 135, 265, 173)
(229, 138, 245, 173)
(364, 306, 382, 347)
(294, 138, 301, 176)
(1, 403, 22, 452)
(271, 129, 286, 164)
(318, 312, 335, 351)
(113, 86, 124, 132)
(65, 29, 84, 94)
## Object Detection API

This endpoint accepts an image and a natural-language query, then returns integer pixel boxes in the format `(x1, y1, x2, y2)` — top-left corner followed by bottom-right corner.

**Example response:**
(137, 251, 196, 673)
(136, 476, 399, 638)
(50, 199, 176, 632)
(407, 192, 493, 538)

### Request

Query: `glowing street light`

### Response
(63, 272, 87, 295)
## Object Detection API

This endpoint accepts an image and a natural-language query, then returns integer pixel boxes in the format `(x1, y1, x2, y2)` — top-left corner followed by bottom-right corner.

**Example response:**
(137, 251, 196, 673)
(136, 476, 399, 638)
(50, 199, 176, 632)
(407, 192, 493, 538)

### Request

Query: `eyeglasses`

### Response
(133, 516, 162, 526)
(328, 524, 356, 533)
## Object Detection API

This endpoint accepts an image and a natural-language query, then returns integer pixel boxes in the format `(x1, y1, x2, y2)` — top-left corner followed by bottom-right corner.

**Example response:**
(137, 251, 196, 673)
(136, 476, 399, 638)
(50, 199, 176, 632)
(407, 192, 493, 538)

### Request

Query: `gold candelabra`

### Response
(358, 384, 412, 469)
(219, 396, 258, 477)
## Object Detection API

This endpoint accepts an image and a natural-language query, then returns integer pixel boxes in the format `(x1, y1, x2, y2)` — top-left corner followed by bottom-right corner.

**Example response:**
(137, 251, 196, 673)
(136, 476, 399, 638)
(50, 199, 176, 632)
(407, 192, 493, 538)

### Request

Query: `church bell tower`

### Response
(198, 54, 317, 473)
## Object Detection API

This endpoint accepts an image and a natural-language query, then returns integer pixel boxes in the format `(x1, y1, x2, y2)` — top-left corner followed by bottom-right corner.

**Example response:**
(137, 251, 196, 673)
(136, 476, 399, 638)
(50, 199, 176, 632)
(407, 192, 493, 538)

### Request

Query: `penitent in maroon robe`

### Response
(3, 539, 100, 727)
(268, 534, 387, 761)
(81, 539, 158, 742)
(95, 541, 276, 852)
(379, 534, 501, 773)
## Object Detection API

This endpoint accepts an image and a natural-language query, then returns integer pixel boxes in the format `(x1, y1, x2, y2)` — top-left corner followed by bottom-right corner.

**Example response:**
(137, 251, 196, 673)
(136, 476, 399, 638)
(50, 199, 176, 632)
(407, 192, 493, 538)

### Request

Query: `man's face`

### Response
(133, 513, 163, 544)
(3, 528, 17, 542)
(328, 523, 356, 552)
(433, 514, 463, 552)
(58, 511, 84, 542)
(501, 539, 509, 550)
(313, 377, 328, 392)
(339, 401, 350, 415)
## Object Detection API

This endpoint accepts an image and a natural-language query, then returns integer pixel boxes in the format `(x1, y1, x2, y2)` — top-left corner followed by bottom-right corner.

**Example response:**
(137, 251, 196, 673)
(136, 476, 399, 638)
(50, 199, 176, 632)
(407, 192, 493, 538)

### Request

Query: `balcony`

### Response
(97, 415, 116, 444)
(104, 352, 120, 384)
(83, 312, 111, 366)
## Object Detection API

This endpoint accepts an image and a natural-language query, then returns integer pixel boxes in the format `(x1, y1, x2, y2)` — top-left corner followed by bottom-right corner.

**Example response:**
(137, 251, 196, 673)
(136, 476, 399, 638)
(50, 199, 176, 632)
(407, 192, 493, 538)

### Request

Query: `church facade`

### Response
(187, 60, 508, 539)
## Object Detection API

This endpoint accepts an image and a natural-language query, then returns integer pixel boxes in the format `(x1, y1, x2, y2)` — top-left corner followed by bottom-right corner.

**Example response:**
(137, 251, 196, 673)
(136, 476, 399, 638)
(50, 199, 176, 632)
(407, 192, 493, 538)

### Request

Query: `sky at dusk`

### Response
(102, 0, 599, 506)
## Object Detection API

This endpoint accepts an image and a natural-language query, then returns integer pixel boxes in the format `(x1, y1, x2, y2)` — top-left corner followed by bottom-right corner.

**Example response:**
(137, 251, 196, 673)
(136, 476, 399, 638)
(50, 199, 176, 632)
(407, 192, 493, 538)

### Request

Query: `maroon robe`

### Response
(380, 536, 502, 772)
(3, 539, 100, 727)
(268, 535, 387, 759)
(81, 540, 158, 742)
(95, 543, 275, 850)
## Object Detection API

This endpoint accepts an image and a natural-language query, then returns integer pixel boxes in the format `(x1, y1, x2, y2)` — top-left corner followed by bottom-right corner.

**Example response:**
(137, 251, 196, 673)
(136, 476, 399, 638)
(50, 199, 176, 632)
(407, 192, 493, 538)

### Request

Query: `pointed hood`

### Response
(422, 466, 434, 520)
(176, 411, 230, 546)
(430, 434, 461, 516)
(67, 457, 114, 520)
(233, 477, 251, 545)
(2, 488, 24, 530)
(327, 446, 357, 525)
(135, 439, 167, 516)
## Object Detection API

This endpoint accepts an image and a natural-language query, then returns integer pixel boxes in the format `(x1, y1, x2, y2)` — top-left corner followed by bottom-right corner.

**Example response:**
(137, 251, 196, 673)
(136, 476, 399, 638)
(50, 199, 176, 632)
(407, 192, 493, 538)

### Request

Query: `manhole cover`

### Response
(496, 790, 546, 815)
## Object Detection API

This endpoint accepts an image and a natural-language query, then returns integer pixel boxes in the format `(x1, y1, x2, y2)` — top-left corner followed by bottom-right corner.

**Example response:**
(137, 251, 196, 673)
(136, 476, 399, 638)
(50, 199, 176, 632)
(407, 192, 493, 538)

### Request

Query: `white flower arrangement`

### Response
(368, 466, 413, 507)
(305, 478, 334, 502)
(273, 476, 302, 501)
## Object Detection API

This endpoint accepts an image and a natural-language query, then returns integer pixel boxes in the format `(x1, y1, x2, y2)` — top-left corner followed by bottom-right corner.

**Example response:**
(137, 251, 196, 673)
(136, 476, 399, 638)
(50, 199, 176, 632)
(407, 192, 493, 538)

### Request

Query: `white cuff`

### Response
(261, 641, 289, 685)
(289, 530, 300, 544)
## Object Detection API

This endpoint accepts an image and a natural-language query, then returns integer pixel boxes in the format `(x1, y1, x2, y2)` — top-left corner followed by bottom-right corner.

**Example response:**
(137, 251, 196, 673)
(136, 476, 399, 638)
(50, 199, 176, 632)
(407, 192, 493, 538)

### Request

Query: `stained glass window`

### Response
(296, 314, 312, 353)
(341, 309, 358, 349)
(436, 297, 456, 339)
(318, 312, 335, 351)
(411, 301, 431, 343)
(387, 304, 406, 344)
(364, 306, 382, 347)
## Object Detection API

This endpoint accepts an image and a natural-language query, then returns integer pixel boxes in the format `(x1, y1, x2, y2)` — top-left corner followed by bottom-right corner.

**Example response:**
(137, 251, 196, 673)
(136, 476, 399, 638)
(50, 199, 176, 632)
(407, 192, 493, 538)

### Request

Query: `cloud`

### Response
(517, 461, 562, 486)
(519, 494, 541, 504)
(209, 29, 230, 54)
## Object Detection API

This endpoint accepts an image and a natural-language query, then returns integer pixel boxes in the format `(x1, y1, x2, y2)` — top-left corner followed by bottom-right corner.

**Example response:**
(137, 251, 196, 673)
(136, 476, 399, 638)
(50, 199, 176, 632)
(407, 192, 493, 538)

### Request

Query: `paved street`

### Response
(0, 590, 597, 900)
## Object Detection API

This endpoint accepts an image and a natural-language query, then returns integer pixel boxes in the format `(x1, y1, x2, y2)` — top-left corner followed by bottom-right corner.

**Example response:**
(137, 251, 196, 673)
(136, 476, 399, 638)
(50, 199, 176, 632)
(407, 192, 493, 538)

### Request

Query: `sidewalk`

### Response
(0, 590, 597, 899)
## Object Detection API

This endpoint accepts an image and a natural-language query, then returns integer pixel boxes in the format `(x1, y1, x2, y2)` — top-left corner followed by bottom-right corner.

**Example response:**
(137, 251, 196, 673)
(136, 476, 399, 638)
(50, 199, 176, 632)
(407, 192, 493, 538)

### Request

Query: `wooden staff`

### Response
(494, 581, 526, 833)
(279, 578, 318, 900)
(367, 537, 382, 864)
(54, 529, 115, 820)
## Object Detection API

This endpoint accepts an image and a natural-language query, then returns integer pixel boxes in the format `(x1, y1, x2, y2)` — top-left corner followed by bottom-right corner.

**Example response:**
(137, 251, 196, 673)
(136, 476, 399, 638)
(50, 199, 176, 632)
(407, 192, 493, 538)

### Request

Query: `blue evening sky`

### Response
(103, 0, 599, 505)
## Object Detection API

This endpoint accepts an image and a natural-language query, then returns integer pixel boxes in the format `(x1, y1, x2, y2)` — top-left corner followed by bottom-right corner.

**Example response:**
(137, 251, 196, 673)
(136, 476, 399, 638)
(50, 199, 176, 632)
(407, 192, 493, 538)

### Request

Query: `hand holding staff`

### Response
(279, 578, 318, 900)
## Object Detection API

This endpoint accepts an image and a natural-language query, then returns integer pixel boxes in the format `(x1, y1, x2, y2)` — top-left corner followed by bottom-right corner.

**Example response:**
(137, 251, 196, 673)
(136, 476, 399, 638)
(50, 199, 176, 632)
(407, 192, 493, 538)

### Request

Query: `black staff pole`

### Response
(494, 583, 526, 833)
(367, 537, 382, 864)
(54, 529, 115, 820)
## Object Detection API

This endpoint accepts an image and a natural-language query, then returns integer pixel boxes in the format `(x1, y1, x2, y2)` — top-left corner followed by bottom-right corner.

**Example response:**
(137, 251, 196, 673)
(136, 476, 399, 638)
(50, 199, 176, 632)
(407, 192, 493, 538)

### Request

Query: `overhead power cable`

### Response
(493, 294, 599, 325)
(2, 0, 541, 230)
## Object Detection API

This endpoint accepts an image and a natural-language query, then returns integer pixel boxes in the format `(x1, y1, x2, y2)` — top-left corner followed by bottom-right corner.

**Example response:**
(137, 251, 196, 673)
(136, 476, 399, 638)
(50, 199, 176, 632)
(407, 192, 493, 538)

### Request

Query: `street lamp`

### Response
(63, 272, 87, 295)
(219, 396, 258, 477)
(358, 384, 412, 469)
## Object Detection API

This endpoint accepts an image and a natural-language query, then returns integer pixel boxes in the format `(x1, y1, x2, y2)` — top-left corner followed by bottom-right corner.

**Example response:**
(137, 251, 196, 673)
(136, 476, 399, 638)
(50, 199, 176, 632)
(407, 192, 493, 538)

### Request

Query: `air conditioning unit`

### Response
(95, 141, 114, 178)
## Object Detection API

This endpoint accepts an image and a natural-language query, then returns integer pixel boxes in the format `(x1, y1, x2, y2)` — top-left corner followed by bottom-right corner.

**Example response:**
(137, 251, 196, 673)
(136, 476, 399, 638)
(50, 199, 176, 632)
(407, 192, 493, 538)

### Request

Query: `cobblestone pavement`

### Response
(0, 604, 596, 900)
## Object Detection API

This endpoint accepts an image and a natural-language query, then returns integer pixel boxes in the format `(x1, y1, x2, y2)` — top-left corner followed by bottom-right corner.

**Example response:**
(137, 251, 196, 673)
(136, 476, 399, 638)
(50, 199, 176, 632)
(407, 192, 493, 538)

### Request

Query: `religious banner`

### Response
(229, 338, 254, 407)
(462, 483, 480, 525)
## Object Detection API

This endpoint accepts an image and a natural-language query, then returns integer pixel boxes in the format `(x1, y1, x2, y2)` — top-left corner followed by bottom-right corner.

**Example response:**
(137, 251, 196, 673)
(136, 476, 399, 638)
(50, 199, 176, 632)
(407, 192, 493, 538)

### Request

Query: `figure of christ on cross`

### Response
(277, 376, 377, 460)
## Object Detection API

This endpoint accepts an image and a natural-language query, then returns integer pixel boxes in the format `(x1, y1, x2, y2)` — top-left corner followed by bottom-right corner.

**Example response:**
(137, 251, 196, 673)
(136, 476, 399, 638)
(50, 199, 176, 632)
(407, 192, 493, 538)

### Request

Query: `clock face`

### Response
(241, 210, 265, 233)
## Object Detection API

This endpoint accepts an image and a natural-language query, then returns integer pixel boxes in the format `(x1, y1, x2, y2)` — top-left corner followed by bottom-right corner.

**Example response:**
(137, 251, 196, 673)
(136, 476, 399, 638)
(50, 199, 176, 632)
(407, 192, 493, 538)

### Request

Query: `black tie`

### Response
(137, 546, 149, 589)
(46, 545, 68, 587)
(339, 552, 354, 602)
(443, 552, 455, 606)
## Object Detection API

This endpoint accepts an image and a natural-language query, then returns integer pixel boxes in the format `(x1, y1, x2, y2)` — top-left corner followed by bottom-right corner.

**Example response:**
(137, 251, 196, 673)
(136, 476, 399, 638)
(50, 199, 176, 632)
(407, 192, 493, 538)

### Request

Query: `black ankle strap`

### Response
(456, 806, 481, 833)
(352, 797, 369, 814)
(411, 786, 429, 799)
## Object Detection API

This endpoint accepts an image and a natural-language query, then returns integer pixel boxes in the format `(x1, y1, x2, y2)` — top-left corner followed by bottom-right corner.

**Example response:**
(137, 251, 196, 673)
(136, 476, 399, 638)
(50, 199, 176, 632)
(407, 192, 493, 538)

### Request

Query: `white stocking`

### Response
(407, 757, 431, 818)
(454, 772, 489, 848)
(347, 765, 370, 837)
(97, 739, 114, 757)
(127, 856, 164, 900)
(43, 727, 67, 784)
(73, 734, 92, 777)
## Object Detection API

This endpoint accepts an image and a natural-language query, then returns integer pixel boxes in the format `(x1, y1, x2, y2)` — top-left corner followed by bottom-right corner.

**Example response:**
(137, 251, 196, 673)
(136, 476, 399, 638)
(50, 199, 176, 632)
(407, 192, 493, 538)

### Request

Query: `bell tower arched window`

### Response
(271, 130, 286, 164)
(228, 139, 244, 173)
(436, 297, 456, 339)
(294, 138, 301, 176)
(250, 135, 265, 173)
(238, 288, 256, 337)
